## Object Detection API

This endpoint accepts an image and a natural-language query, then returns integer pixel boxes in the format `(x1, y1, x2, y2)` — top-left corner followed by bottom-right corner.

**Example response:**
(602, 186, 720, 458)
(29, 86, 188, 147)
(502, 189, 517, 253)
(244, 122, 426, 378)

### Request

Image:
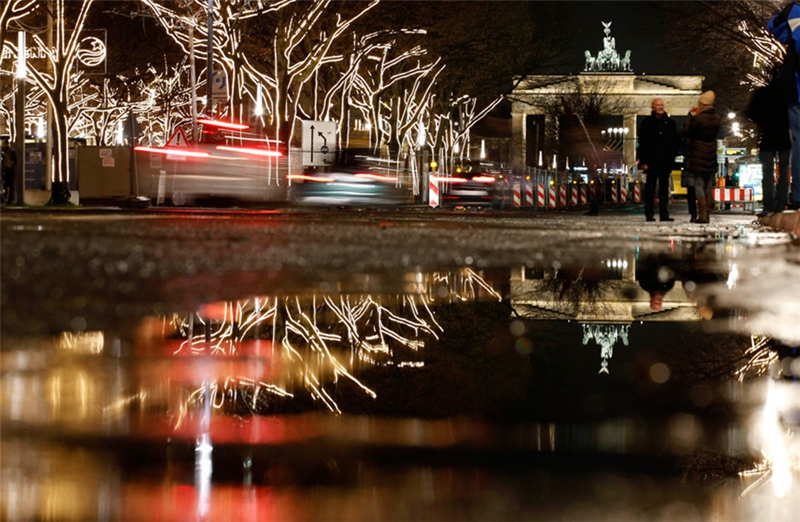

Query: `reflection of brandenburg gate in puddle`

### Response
(508, 252, 704, 374)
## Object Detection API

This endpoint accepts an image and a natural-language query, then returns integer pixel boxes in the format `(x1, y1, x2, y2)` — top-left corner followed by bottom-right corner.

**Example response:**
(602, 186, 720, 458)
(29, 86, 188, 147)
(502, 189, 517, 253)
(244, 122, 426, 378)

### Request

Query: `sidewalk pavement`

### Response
(759, 210, 800, 236)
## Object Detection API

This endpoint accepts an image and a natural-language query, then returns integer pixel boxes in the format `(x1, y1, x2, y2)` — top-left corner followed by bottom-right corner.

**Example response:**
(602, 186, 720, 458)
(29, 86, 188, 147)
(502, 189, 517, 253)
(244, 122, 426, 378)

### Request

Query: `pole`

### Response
(14, 32, 26, 206)
(189, 24, 199, 143)
(46, 1, 53, 192)
(421, 149, 429, 204)
(206, 0, 213, 118)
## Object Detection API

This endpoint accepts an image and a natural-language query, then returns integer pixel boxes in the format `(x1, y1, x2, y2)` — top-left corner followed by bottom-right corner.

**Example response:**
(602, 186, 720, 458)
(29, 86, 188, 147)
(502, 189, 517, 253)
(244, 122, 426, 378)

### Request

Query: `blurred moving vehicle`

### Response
(290, 150, 412, 206)
(134, 119, 288, 206)
(440, 160, 499, 208)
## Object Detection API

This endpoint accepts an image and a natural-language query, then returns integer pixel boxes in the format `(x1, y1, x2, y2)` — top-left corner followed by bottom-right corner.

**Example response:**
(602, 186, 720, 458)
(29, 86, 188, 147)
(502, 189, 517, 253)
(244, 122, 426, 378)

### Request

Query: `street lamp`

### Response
(14, 31, 26, 205)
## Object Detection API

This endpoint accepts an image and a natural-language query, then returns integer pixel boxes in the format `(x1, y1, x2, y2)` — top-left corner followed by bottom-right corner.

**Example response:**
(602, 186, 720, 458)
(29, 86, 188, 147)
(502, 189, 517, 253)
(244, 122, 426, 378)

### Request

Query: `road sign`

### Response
(301, 120, 337, 167)
(211, 69, 228, 104)
(166, 127, 189, 148)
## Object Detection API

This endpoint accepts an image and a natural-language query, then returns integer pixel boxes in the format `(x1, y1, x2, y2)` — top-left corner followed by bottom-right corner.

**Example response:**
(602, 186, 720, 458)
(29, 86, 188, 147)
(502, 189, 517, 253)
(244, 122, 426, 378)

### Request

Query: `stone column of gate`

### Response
(623, 114, 637, 172)
(510, 112, 526, 166)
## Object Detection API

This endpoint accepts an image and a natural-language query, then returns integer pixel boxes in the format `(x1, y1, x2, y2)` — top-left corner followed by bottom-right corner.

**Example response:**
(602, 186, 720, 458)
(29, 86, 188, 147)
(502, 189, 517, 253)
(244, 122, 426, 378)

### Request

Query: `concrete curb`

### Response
(759, 210, 800, 236)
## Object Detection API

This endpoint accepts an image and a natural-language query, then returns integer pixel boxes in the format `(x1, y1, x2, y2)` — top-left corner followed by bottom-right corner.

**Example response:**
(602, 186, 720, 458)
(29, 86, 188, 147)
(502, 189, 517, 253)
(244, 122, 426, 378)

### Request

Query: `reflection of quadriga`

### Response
(582, 323, 630, 374)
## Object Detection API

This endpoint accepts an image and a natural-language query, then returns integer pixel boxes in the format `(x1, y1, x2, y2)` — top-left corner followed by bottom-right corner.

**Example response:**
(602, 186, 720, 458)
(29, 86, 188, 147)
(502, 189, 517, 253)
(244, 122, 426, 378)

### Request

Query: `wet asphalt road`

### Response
(0, 205, 794, 338)
(2, 204, 800, 521)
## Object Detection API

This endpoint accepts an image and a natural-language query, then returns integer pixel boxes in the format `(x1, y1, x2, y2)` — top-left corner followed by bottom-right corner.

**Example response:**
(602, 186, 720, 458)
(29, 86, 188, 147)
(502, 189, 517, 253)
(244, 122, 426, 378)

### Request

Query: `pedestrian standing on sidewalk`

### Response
(747, 73, 791, 216)
(680, 111, 698, 222)
(683, 91, 721, 224)
(637, 98, 681, 222)
(1, 139, 16, 204)
(768, 0, 800, 209)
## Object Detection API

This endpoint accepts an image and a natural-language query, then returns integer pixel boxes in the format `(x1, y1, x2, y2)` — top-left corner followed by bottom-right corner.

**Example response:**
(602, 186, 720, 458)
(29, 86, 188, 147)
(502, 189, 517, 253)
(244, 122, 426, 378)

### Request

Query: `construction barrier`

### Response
(513, 182, 521, 207)
(559, 185, 567, 207)
(548, 186, 557, 209)
(619, 182, 628, 203)
(537, 183, 546, 207)
(429, 177, 439, 208)
(713, 187, 754, 211)
(633, 183, 641, 203)
(571, 185, 579, 207)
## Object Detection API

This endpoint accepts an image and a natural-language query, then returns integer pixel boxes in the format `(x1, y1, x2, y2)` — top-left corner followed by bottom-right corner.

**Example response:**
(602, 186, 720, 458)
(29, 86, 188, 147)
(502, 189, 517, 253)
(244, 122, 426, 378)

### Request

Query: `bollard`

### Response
(559, 185, 567, 207)
(548, 185, 557, 209)
(538, 183, 546, 208)
(525, 181, 534, 207)
(571, 185, 579, 207)
(620, 182, 628, 203)
(633, 183, 641, 203)
(513, 182, 521, 208)
(429, 177, 439, 208)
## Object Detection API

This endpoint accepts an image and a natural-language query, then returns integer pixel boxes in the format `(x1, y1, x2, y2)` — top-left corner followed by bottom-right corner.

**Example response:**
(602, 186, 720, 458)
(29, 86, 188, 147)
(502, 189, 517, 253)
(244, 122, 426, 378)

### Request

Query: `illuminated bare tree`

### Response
(141, 0, 380, 147)
(0, 1, 40, 138)
(3, 0, 100, 203)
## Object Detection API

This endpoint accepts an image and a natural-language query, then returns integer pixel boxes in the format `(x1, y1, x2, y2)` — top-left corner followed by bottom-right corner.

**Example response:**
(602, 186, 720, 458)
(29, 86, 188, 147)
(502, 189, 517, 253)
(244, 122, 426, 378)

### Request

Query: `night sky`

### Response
(556, 1, 699, 75)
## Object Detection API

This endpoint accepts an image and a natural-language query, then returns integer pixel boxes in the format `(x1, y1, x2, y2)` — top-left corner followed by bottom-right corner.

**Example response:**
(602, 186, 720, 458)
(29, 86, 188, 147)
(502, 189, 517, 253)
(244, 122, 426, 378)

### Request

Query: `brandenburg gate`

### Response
(509, 21, 704, 170)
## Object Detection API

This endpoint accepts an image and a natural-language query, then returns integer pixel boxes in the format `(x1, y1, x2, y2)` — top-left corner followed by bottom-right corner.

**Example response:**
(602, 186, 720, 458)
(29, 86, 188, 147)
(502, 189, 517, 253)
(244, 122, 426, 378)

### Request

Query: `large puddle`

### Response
(2, 218, 800, 521)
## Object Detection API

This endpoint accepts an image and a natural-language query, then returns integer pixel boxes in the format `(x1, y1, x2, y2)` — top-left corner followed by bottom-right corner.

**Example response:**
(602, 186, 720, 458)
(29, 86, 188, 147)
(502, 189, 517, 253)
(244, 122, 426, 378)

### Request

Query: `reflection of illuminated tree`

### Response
(672, 335, 790, 489)
(168, 268, 498, 417)
(537, 267, 619, 317)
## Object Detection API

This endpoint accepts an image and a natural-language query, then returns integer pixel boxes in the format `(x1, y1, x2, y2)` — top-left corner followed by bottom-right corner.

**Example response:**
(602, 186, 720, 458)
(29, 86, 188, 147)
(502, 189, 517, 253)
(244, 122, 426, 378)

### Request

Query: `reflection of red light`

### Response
(216, 145, 283, 157)
(134, 146, 210, 158)
(196, 118, 250, 130)
(287, 174, 335, 182)
(354, 172, 396, 182)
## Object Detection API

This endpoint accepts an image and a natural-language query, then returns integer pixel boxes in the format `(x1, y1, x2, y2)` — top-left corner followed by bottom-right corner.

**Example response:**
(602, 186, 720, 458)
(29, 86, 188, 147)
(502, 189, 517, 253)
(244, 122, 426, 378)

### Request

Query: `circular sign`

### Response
(320, 145, 329, 154)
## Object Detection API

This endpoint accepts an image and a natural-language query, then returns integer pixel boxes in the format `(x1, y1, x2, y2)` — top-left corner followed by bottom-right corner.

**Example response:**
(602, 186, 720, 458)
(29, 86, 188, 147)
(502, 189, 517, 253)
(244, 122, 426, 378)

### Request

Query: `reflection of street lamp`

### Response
(14, 31, 26, 205)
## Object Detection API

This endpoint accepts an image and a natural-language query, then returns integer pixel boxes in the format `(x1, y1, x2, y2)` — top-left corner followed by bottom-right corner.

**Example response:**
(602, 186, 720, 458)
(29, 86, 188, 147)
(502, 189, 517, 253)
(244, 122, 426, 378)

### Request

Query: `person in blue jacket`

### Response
(767, 1, 800, 210)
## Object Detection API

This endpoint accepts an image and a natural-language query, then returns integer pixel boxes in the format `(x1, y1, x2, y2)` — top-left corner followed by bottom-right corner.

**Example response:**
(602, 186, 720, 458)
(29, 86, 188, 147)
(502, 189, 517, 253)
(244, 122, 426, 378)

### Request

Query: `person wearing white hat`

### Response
(683, 91, 721, 224)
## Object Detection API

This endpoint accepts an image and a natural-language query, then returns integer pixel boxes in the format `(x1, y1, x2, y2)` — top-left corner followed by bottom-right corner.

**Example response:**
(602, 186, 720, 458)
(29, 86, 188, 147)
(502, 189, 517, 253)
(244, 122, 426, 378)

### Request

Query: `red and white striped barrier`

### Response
(429, 177, 439, 208)
(548, 186, 557, 209)
(713, 187, 753, 202)
(525, 182, 534, 206)
(537, 184, 546, 207)
(559, 185, 567, 207)
(633, 184, 641, 203)
(610, 182, 618, 204)
(619, 182, 628, 203)
(713, 187, 754, 211)
(580, 185, 587, 206)
(513, 182, 521, 208)
(571, 186, 579, 207)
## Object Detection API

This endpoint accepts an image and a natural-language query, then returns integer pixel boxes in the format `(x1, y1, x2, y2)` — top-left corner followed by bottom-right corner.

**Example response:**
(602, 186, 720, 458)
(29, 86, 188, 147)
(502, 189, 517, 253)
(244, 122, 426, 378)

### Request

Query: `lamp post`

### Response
(206, 0, 214, 118)
(14, 31, 26, 206)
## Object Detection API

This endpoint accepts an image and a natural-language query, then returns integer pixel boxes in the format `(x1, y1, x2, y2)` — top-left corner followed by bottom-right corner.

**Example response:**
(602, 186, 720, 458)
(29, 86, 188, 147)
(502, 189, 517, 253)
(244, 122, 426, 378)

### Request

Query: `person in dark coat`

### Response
(1, 139, 16, 205)
(683, 91, 721, 224)
(680, 111, 699, 222)
(747, 76, 791, 215)
(636, 253, 677, 311)
(768, 1, 800, 209)
(637, 98, 681, 222)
